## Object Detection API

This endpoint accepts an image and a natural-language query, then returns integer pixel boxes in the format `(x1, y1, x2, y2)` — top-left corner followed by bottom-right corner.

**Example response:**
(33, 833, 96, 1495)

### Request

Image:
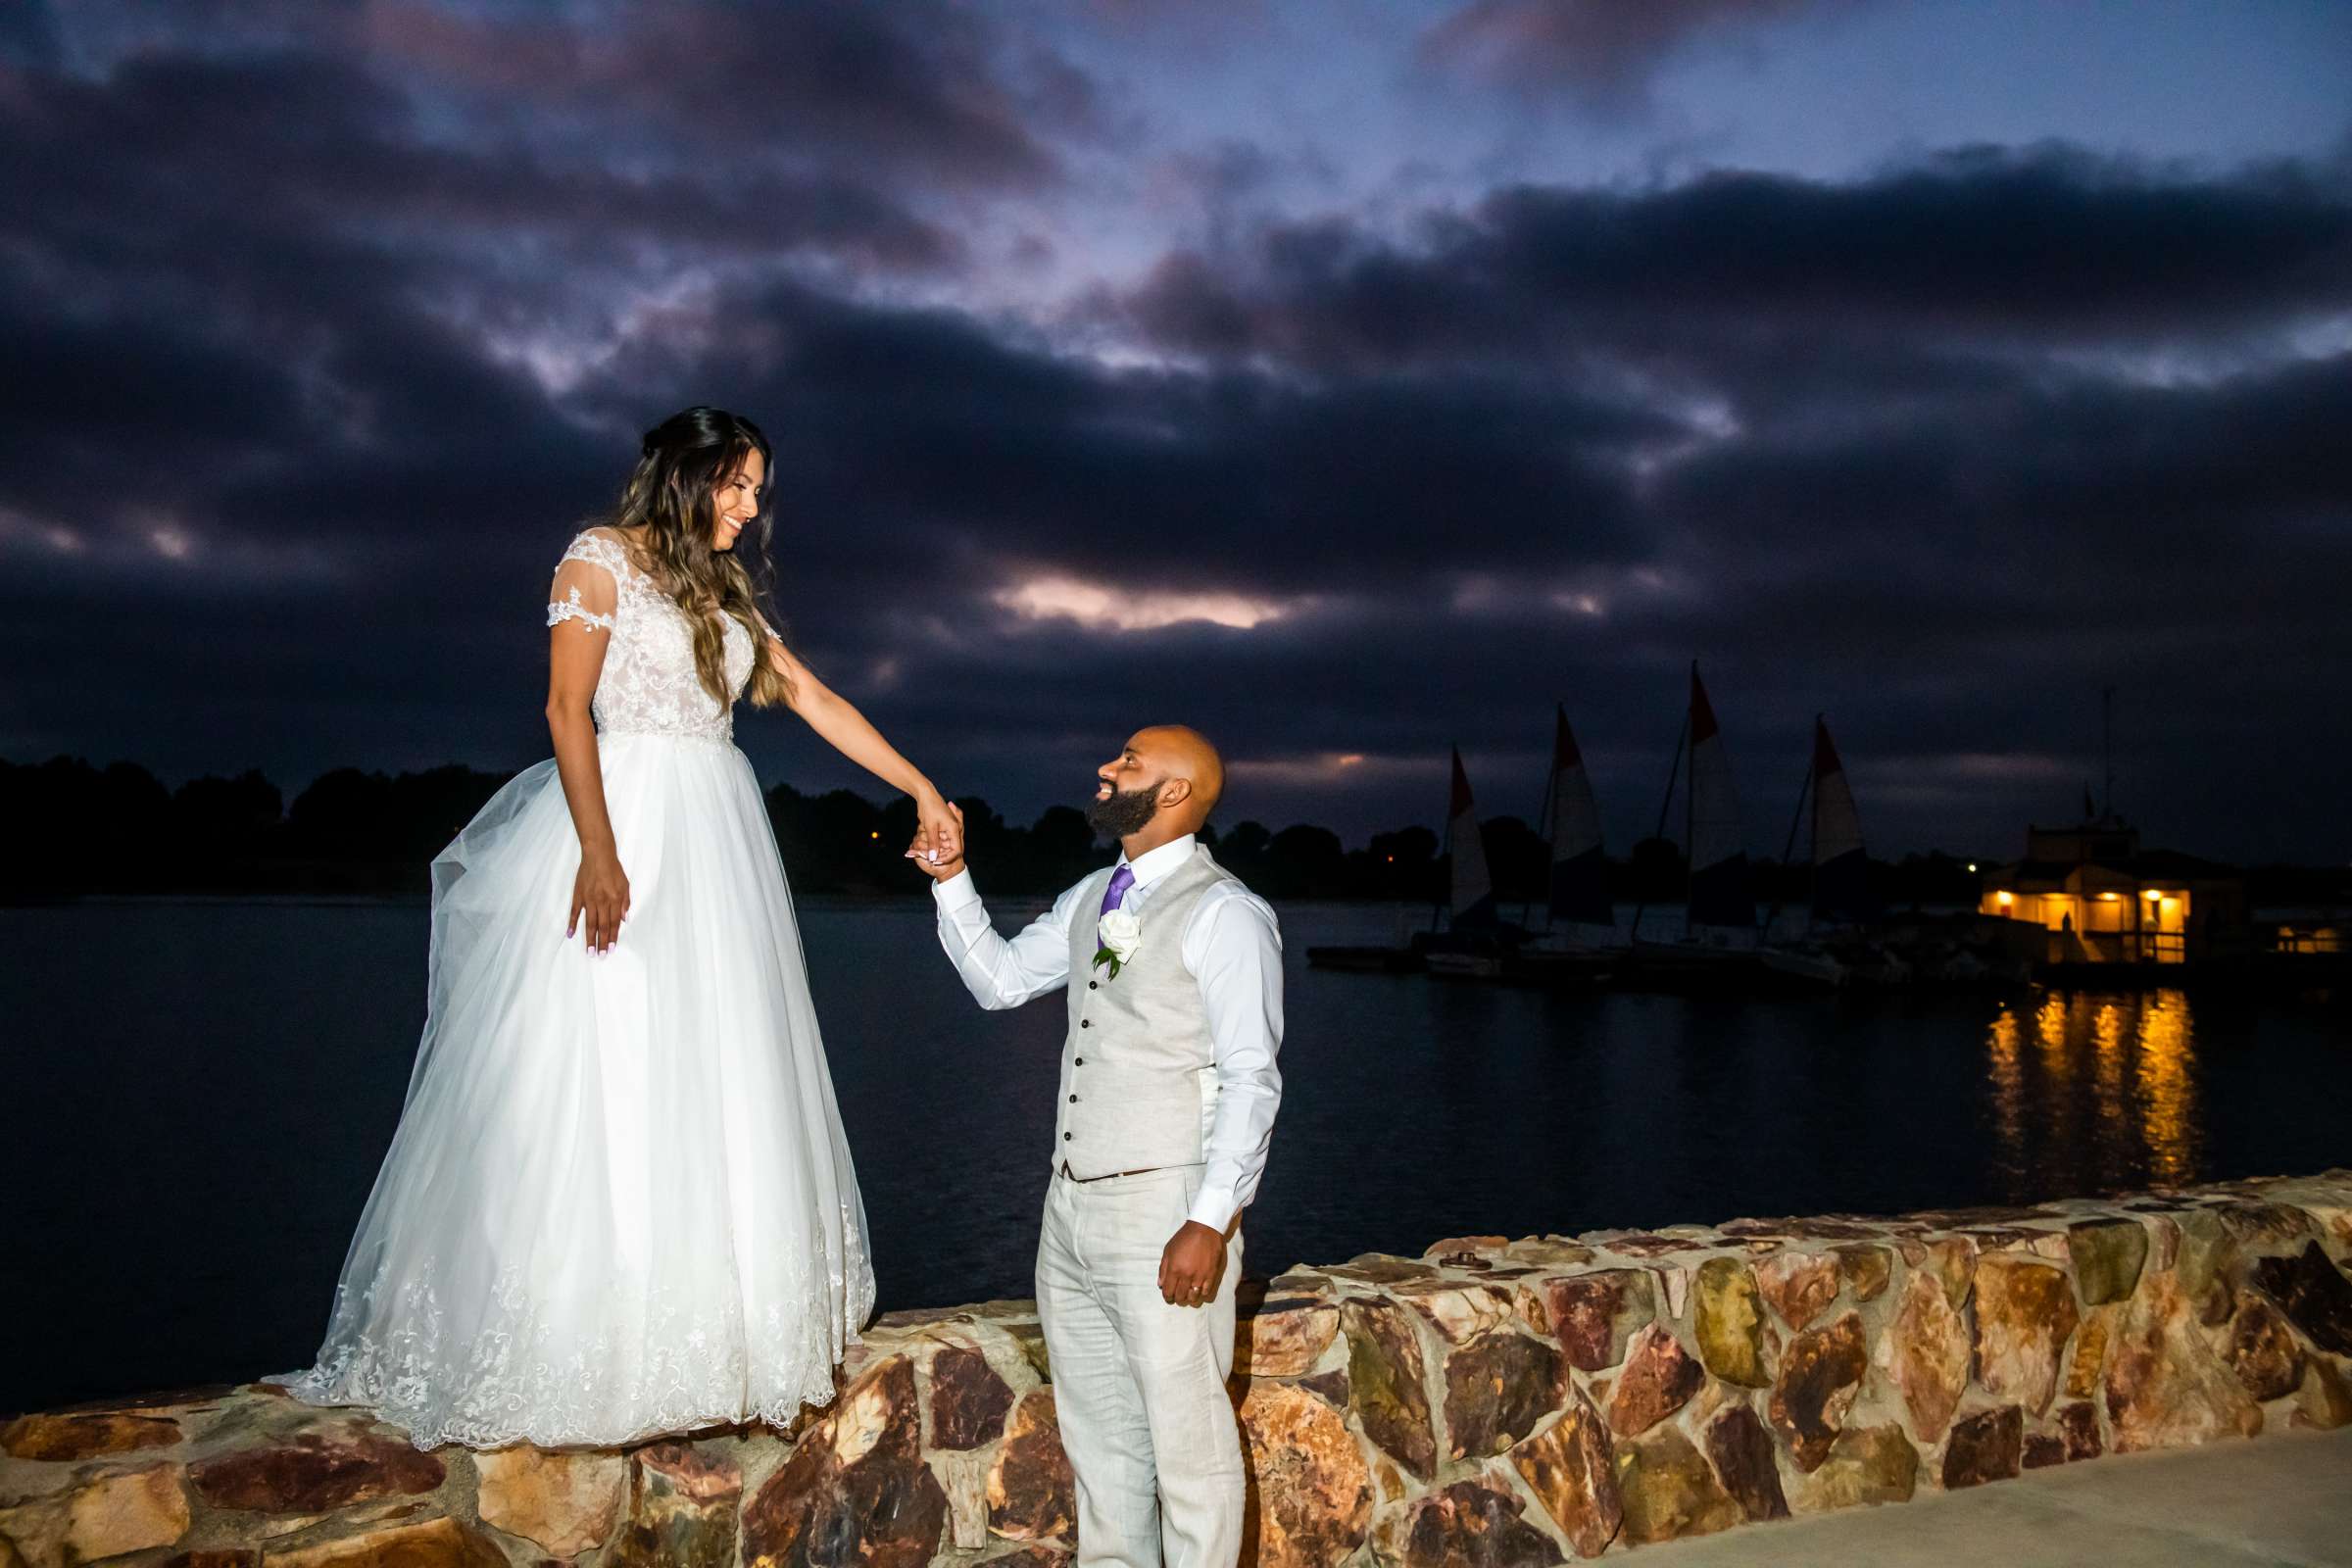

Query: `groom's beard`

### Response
(1087, 783, 1161, 840)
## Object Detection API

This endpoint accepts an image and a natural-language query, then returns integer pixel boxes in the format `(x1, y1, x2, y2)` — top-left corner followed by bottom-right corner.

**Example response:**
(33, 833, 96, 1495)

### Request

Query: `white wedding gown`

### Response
(276, 528, 874, 1449)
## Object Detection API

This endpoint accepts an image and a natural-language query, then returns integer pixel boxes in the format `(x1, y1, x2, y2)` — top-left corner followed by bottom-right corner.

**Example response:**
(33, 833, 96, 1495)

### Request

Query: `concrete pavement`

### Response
(1627, 1426, 2352, 1566)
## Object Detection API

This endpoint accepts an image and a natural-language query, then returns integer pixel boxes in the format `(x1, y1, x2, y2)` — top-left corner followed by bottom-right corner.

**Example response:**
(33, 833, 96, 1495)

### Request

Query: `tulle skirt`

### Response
(275, 732, 874, 1449)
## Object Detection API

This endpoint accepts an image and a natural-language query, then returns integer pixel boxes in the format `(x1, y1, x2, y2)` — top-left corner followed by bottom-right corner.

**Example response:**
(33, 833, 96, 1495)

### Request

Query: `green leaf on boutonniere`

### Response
(1094, 944, 1123, 980)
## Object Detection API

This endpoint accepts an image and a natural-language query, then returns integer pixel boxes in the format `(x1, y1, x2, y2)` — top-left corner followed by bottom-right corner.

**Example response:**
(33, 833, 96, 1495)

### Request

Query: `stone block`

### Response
(1692, 1259, 1769, 1389)
(1395, 1281, 1519, 1346)
(0, 1412, 181, 1462)
(189, 1420, 444, 1514)
(609, 1443, 742, 1568)
(0, 1463, 190, 1566)
(1791, 1424, 1916, 1513)
(2056, 1399, 2102, 1461)
(2292, 1357, 2352, 1430)
(1832, 1246, 1892, 1303)
(1767, 1310, 1866, 1472)
(1973, 1256, 2080, 1415)
(1880, 1271, 1971, 1445)
(1237, 1286, 1342, 1378)
(264, 1516, 505, 1567)
(1520, 1271, 1653, 1373)
(2068, 1219, 2149, 1305)
(984, 1390, 1075, 1544)
(473, 1446, 624, 1556)
(928, 1345, 1017, 1450)
(1701, 1406, 1788, 1523)
(1376, 1478, 1563, 1568)
(1939, 1406, 2023, 1490)
(1898, 1237, 1978, 1308)
(1754, 1251, 1839, 1332)
(1445, 1332, 1565, 1458)
(1344, 1299, 1438, 1480)
(1238, 1380, 1372, 1568)
(2065, 1305, 2117, 1400)
(1507, 1392, 1619, 1558)
(2103, 1271, 2262, 1452)
(1613, 1428, 1740, 1546)
(744, 1357, 949, 1568)
(2225, 1296, 2304, 1401)
(1604, 1325, 1701, 1438)
(2251, 1242, 2352, 1355)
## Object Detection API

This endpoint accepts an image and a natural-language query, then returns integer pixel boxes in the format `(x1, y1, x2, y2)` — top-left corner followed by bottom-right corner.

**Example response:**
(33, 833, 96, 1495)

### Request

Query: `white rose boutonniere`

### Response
(1095, 908, 1143, 979)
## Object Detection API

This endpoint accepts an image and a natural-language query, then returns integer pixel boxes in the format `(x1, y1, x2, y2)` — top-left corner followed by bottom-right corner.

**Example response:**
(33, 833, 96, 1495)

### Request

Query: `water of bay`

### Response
(4, 896, 2346, 1413)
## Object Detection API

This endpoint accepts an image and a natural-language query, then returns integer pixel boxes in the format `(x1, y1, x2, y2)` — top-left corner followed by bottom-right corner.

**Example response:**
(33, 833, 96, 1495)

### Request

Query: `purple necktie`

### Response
(1100, 863, 1135, 916)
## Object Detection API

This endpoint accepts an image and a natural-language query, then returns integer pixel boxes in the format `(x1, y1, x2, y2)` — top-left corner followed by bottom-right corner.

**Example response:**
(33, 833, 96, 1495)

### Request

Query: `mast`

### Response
(1809, 716, 1872, 924)
(1632, 710, 1688, 948)
(2101, 685, 2116, 819)
(1767, 731, 1815, 939)
(1683, 679, 1696, 942)
(1685, 662, 1757, 942)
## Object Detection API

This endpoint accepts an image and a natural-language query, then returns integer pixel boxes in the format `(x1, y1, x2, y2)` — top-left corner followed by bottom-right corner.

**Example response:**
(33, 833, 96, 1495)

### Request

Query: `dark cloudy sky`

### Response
(4, 1, 2348, 861)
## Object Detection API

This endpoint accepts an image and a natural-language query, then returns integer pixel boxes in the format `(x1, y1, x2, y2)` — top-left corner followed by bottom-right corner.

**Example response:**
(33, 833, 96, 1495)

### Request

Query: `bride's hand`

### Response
(912, 793, 963, 868)
(569, 851, 631, 954)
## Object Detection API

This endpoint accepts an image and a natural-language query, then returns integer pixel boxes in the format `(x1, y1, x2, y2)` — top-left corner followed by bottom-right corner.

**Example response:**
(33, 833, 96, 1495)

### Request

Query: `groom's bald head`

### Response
(1096, 725, 1226, 843)
(1137, 725, 1224, 828)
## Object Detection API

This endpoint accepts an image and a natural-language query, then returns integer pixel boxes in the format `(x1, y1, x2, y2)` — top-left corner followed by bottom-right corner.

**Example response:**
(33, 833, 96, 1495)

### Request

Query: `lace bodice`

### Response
(547, 529, 755, 742)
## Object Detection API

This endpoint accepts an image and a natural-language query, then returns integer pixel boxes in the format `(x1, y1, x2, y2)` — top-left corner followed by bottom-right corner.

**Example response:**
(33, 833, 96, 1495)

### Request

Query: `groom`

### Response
(910, 725, 1283, 1568)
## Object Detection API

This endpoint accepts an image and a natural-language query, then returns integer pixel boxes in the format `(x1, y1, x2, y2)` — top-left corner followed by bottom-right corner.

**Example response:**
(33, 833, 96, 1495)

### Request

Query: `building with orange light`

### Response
(1978, 816, 2249, 966)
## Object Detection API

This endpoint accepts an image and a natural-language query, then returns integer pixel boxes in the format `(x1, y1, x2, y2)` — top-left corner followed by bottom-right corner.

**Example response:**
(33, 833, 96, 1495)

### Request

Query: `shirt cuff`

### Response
(1188, 1182, 1241, 1233)
(931, 867, 981, 912)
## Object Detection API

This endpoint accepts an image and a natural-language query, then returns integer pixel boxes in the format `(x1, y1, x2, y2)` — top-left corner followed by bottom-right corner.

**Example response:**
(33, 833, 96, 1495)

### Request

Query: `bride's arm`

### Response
(548, 564, 628, 952)
(768, 640, 960, 858)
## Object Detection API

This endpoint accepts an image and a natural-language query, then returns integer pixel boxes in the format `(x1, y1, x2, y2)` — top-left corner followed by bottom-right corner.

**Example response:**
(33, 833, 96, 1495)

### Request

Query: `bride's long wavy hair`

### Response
(608, 406, 793, 709)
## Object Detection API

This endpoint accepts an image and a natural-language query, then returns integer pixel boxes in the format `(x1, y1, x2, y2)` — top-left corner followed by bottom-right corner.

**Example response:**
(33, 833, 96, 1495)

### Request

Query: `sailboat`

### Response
(1630, 663, 1761, 978)
(1760, 716, 1899, 988)
(1424, 747, 1514, 979)
(1444, 746, 1500, 931)
(1517, 708, 1625, 981)
(1303, 746, 1496, 975)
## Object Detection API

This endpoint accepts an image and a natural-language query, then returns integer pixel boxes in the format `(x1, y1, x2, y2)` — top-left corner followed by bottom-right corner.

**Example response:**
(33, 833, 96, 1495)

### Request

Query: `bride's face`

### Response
(710, 449, 767, 553)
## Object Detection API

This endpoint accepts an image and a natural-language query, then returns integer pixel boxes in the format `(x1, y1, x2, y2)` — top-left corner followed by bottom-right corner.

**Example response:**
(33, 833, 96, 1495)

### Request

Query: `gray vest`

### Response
(1054, 845, 1238, 1177)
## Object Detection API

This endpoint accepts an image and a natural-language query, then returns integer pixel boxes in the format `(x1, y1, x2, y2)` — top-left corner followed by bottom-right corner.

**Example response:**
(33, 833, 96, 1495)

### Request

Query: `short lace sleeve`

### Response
(548, 531, 624, 633)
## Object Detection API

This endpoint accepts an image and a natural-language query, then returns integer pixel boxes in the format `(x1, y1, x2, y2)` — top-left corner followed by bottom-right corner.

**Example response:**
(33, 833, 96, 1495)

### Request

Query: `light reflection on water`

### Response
(1985, 988, 2204, 1200)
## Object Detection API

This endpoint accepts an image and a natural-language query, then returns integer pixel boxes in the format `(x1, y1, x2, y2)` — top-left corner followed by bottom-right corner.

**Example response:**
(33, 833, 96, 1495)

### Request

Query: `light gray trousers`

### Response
(1035, 1164, 1245, 1568)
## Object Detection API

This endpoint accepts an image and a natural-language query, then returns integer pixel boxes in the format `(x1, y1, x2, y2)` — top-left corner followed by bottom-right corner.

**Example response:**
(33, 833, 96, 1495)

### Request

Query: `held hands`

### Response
(1159, 1220, 1227, 1308)
(568, 851, 631, 953)
(906, 797, 966, 881)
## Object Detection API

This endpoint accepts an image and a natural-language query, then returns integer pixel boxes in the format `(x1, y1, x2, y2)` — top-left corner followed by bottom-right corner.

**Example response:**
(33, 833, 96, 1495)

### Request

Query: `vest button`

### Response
(1080, 1019, 1092, 1028)
(1062, 1131, 1072, 1142)
(1074, 1057, 1084, 1066)
(1088, 981, 1098, 990)
(1068, 1094, 1077, 1102)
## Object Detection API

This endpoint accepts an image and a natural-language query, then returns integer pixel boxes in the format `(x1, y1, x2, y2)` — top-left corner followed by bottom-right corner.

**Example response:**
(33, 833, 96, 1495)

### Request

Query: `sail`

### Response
(1811, 716, 1874, 923)
(1686, 665, 1755, 938)
(1446, 747, 1498, 928)
(1545, 707, 1617, 938)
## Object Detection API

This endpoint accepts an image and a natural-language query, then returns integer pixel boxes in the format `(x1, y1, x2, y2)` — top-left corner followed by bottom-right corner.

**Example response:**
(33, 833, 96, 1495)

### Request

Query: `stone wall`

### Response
(6, 1170, 2351, 1566)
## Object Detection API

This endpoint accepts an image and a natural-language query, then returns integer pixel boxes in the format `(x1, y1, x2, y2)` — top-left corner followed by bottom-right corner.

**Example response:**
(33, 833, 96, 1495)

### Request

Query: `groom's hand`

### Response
(1159, 1221, 1226, 1308)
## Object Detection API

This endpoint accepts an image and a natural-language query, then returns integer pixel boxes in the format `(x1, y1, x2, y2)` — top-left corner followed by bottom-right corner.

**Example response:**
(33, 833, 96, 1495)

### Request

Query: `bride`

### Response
(276, 407, 956, 1449)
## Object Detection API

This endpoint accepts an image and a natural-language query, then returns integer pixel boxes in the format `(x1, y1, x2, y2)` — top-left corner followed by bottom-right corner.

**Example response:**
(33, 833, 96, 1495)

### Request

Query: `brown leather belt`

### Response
(1059, 1161, 1168, 1183)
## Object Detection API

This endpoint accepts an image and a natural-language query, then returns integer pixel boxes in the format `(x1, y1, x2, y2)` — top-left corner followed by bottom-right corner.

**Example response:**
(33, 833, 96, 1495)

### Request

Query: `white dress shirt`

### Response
(932, 834, 1283, 1232)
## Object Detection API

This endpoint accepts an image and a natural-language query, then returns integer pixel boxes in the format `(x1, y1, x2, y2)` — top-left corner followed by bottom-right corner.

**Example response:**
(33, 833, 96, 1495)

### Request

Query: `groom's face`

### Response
(1088, 740, 1164, 839)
